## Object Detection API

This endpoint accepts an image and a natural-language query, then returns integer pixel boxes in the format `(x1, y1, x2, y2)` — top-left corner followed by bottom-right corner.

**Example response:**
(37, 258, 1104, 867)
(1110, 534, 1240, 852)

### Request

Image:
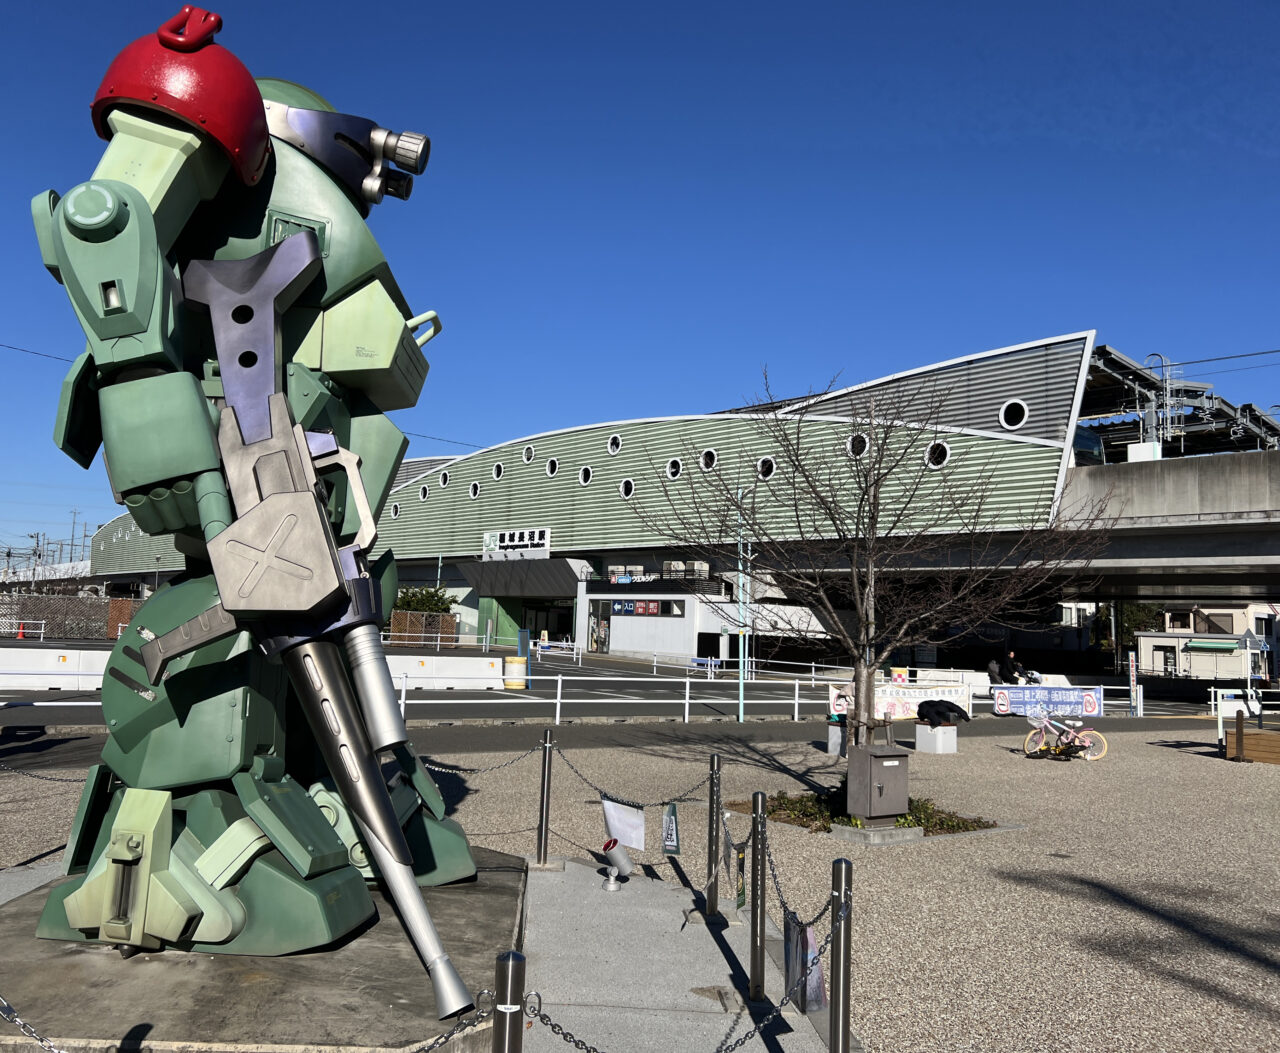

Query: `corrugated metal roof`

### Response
(89, 513, 184, 577)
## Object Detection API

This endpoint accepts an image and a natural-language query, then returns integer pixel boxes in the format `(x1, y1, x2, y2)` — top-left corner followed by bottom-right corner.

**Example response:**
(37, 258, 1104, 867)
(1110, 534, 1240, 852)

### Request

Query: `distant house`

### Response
(1136, 603, 1276, 682)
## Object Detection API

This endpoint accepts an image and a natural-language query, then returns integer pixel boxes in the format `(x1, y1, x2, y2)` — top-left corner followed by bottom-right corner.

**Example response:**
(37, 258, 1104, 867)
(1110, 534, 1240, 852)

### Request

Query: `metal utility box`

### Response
(847, 744, 909, 821)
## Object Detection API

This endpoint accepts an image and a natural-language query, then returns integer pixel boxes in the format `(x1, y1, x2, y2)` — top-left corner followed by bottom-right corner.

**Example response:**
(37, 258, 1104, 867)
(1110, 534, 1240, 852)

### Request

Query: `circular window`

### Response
(419, 484, 429, 501)
(523, 445, 535, 463)
(390, 502, 401, 519)
(757, 456, 776, 481)
(999, 399, 1029, 431)
(607, 434, 623, 456)
(492, 462, 504, 480)
(469, 481, 480, 499)
(439, 471, 450, 488)
(925, 441, 951, 469)
(546, 458, 559, 478)
(579, 466, 593, 486)
(666, 458, 683, 480)
(846, 433, 869, 458)
(619, 478, 635, 500)
(700, 449, 718, 472)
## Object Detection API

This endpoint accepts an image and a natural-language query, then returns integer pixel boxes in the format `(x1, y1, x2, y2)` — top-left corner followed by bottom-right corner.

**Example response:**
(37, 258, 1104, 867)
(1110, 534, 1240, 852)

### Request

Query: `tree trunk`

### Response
(852, 655, 875, 739)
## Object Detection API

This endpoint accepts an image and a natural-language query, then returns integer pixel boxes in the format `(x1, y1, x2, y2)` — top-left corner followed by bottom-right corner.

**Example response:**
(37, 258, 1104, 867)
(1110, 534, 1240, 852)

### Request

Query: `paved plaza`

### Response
(2, 719, 1277, 1051)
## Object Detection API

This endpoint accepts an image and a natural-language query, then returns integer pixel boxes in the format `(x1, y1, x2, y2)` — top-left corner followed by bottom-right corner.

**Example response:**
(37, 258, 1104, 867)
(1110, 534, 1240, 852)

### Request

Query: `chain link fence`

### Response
(0, 595, 140, 641)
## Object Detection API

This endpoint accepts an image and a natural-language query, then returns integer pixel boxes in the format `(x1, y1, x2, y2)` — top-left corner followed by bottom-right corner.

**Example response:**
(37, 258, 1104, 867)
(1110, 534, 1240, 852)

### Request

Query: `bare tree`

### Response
(641, 377, 1110, 730)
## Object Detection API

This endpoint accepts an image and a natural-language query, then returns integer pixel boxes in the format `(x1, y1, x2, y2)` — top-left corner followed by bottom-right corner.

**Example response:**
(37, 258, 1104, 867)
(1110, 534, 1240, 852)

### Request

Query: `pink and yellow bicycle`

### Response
(1022, 712, 1108, 761)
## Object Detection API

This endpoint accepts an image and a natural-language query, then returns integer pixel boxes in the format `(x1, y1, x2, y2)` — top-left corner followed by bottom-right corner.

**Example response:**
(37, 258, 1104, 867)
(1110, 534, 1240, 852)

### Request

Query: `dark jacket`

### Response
(998, 655, 1024, 683)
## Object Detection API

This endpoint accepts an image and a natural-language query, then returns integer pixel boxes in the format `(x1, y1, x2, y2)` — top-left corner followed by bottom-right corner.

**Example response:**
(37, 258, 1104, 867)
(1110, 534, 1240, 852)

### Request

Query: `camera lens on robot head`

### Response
(382, 130, 430, 174)
(382, 170, 414, 200)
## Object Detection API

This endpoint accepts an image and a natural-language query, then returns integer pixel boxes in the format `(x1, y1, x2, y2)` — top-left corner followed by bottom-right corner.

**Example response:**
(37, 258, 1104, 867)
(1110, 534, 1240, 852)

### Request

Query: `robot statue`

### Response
(31, 6, 475, 1018)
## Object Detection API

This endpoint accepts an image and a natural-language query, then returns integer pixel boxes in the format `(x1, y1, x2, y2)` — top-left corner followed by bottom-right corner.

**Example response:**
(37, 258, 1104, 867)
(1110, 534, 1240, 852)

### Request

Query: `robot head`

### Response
(92, 7, 270, 185)
(257, 78, 430, 217)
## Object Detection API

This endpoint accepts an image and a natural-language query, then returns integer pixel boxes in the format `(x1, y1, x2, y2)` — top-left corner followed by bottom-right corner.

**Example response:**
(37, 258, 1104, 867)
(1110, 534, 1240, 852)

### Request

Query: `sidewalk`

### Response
(522, 855, 832, 1052)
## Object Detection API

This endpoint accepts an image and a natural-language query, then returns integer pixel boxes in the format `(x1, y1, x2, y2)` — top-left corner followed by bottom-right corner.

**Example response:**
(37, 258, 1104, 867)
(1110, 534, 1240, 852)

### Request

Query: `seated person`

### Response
(998, 650, 1027, 684)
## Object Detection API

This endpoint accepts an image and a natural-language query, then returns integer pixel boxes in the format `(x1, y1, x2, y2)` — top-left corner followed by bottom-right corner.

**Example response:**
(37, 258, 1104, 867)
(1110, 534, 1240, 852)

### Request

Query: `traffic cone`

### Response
(16, 622, 24, 640)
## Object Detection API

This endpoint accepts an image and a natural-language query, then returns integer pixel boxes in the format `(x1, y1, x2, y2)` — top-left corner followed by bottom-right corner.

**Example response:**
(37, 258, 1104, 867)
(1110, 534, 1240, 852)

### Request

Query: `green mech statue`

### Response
(32, 6, 476, 1018)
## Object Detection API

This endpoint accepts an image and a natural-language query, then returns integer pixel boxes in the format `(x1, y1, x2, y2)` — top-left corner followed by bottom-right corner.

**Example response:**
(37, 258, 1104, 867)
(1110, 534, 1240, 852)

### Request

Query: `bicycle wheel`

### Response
(1078, 730, 1108, 761)
(1023, 727, 1048, 756)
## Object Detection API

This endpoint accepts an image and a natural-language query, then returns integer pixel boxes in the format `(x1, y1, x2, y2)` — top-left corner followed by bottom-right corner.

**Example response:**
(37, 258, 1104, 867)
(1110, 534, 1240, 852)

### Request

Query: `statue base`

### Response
(0, 847, 524, 1052)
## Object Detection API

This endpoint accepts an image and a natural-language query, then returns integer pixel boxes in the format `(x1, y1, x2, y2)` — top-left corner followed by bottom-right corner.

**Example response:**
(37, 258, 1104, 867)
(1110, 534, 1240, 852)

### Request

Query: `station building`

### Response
(86, 330, 1280, 664)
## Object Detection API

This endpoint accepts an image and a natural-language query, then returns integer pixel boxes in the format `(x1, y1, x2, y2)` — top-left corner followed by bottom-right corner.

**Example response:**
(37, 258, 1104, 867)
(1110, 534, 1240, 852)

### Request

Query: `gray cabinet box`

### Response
(847, 744, 909, 821)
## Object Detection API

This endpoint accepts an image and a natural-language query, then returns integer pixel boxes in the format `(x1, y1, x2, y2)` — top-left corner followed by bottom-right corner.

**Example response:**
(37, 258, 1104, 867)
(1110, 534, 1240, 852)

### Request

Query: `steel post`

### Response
(705, 754, 720, 918)
(829, 858, 852, 1053)
(536, 729, 554, 863)
(749, 790, 766, 1001)
(684, 678, 690, 723)
(555, 675, 562, 726)
(493, 950, 526, 1053)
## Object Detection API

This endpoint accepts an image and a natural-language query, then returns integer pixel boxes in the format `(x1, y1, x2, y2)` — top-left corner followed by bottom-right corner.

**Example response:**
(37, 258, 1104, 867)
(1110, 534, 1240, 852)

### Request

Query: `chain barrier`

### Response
(0, 760, 84, 784)
(553, 746, 711, 809)
(420, 745, 541, 775)
(763, 824, 831, 929)
(523, 893, 853, 1053)
(1, 993, 67, 1053)
(404, 990, 495, 1053)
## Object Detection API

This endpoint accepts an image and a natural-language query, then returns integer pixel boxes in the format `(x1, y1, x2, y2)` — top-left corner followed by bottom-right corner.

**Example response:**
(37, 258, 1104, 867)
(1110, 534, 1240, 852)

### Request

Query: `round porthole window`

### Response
(546, 458, 559, 477)
(390, 502, 401, 519)
(523, 445, 535, 463)
(999, 399, 1029, 431)
(493, 462, 504, 481)
(757, 456, 776, 481)
(925, 441, 951, 469)
(700, 449, 718, 471)
(607, 434, 623, 456)
(579, 466, 593, 486)
(666, 458, 683, 480)
(846, 433, 869, 458)
(619, 478, 635, 500)
(419, 485, 429, 501)
(439, 471, 450, 488)
(469, 481, 480, 499)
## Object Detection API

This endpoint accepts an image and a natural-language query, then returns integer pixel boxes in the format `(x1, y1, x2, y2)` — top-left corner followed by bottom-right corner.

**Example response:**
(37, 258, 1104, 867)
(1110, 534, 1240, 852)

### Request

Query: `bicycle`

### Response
(1022, 711, 1108, 761)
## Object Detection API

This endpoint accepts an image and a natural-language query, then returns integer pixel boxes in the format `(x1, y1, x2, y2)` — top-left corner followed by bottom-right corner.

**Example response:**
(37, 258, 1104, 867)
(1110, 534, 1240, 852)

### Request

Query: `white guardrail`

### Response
(0, 620, 46, 642)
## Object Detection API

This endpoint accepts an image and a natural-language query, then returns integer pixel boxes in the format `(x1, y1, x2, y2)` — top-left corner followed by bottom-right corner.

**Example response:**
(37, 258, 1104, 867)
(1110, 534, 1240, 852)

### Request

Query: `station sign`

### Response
(481, 527, 551, 561)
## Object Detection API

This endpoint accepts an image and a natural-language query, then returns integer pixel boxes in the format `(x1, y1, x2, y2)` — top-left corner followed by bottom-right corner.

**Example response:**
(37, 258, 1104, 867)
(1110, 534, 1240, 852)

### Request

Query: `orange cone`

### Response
(16, 622, 24, 640)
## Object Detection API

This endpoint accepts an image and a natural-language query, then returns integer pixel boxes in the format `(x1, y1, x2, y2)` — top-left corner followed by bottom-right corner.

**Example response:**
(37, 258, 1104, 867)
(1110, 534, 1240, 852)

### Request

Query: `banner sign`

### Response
(481, 527, 551, 561)
(992, 685, 1103, 718)
(874, 683, 968, 721)
(601, 796, 645, 850)
(662, 803, 680, 855)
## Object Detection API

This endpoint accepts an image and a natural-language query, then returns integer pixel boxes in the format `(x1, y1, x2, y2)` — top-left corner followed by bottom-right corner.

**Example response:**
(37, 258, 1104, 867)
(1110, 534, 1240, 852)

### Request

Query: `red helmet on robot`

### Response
(91, 6, 270, 185)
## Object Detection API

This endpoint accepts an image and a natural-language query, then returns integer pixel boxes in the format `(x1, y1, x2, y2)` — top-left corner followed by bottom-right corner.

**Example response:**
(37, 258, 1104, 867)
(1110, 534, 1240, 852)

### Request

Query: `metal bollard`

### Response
(493, 949, 526, 1053)
(1232, 710, 1253, 763)
(829, 858, 852, 1053)
(705, 754, 720, 917)
(749, 790, 766, 1001)
(536, 729, 554, 862)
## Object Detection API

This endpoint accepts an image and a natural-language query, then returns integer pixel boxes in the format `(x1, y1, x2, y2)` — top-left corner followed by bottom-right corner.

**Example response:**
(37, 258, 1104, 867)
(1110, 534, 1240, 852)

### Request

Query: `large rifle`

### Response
(138, 232, 473, 1019)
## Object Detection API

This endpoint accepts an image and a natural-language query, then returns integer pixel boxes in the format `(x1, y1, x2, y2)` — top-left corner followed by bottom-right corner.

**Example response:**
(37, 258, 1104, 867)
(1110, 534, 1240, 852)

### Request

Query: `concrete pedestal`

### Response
(826, 722, 846, 756)
(0, 847, 526, 1053)
(914, 722, 957, 754)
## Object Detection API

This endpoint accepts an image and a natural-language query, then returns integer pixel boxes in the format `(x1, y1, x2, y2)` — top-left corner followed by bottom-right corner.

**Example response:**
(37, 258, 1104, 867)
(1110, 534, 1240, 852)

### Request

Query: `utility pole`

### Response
(69, 509, 78, 561)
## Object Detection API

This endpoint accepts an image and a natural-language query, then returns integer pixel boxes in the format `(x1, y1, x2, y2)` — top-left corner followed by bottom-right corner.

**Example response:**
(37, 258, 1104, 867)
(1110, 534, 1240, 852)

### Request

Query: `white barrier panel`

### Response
(385, 654, 505, 691)
(0, 647, 109, 690)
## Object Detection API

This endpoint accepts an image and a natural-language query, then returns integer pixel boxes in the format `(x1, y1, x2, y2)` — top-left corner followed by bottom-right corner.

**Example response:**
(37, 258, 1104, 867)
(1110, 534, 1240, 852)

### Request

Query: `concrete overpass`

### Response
(1063, 450, 1280, 600)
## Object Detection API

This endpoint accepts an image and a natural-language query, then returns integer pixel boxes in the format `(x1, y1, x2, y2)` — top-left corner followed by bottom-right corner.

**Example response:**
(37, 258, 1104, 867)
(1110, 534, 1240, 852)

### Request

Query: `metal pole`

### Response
(705, 754, 720, 918)
(829, 857, 852, 1053)
(684, 678, 690, 723)
(793, 679, 800, 721)
(493, 950, 526, 1053)
(536, 729, 554, 863)
(737, 488, 746, 723)
(749, 790, 766, 1001)
(555, 675, 562, 726)
(1232, 709, 1252, 763)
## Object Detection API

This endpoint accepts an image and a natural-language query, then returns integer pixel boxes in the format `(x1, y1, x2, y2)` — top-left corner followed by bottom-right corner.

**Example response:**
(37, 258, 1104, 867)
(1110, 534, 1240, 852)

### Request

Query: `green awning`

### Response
(1185, 639, 1238, 653)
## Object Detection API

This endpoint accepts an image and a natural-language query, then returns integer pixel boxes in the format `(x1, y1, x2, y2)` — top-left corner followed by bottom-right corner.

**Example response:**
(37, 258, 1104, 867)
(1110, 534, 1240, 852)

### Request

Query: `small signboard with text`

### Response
(992, 685, 1103, 718)
(481, 528, 551, 561)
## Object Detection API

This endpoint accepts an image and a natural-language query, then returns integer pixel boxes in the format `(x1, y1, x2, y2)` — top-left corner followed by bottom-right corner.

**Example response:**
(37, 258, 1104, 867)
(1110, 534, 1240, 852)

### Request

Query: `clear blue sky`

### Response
(3, 1, 1279, 557)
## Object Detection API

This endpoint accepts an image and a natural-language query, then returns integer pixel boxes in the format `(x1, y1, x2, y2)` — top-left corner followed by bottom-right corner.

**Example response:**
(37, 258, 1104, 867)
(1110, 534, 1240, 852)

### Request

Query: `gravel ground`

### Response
(3, 725, 1278, 1052)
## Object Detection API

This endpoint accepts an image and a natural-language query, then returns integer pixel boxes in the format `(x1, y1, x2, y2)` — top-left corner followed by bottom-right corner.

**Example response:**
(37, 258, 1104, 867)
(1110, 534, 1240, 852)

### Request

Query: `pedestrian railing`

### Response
(0, 620, 46, 641)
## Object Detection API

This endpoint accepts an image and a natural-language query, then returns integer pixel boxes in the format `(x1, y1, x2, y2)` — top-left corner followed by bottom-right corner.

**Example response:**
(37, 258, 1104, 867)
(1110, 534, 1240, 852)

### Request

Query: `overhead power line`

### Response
(0, 342, 73, 363)
(401, 430, 484, 449)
